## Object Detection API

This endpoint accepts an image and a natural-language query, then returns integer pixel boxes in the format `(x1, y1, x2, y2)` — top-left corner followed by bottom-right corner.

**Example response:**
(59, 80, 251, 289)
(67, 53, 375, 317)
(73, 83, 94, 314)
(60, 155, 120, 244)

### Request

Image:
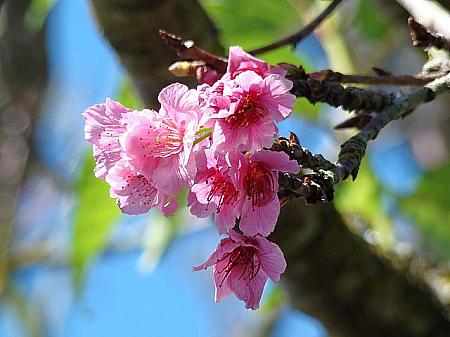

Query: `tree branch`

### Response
(249, 0, 344, 55)
(408, 17, 450, 51)
(291, 76, 394, 112)
(159, 29, 227, 73)
(396, 0, 450, 39)
(312, 68, 446, 86)
(334, 72, 450, 182)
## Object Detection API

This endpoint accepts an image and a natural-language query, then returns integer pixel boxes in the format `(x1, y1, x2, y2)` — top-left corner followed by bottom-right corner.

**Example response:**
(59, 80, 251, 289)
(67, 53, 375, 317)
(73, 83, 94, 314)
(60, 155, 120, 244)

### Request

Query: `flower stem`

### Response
(193, 128, 212, 146)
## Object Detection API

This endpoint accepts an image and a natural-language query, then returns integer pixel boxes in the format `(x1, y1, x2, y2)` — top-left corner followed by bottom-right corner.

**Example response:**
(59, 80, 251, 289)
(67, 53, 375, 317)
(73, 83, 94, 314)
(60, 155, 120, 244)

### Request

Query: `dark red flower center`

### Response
(205, 170, 238, 211)
(217, 245, 260, 286)
(244, 162, 275, 209)
(225, 92, 264, 128)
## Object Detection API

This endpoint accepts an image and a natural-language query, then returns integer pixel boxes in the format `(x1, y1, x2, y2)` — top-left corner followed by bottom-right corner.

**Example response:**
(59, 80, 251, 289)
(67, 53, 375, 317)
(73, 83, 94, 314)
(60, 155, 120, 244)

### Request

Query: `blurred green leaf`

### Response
(294, 97, 321, 119)
(71, 154, 121, 288)
(25, 0, 55, 32)
(260, 284, 286, 314)
(117, 76, 144, 110)
(334, 159, 394, 247)
(353, 0, 392, 41)
(138, 191, 187, 272)
(201, 0, 300, 50)
(399, 161, 450, 259)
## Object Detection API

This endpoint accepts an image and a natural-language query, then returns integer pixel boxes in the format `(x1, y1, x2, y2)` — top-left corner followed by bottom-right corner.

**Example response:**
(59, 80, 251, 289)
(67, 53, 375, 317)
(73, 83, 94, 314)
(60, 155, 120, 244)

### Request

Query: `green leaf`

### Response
(25, 0, 56, 32)
(399, 161, 450, 260)
(334, 159, 394, 248)
(260, 284, 286, 314)
(201, 0, 301, 49)
(117, 76, 144, 110)
(353, 0, 392, 41)
(293, 97, 321, 120)
(71, 154, 121, 288)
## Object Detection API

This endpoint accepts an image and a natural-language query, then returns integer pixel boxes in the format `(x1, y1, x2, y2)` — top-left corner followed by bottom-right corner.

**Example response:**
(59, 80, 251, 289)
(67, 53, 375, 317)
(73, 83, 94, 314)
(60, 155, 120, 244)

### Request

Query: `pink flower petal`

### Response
(250, 150, 299, 173)
(254, 236, 286, 282)
(239, 196, 280, 237)
(228, 265, 268, 310)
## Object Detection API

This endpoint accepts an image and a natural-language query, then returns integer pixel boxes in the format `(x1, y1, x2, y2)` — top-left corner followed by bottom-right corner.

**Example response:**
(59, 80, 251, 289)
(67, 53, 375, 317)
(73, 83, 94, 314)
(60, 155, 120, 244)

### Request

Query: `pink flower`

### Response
(238, 150, 299, 236)
(226, 46, 286, 80)
(211, 71, 295, 153)
(194, 231, 286, 310)
(121, 83, 200, 196)
(106, 160, 177, 216)
(196, 65, 222, 85)
(82, 98, 131, 179)
(187, 149, 241, 234)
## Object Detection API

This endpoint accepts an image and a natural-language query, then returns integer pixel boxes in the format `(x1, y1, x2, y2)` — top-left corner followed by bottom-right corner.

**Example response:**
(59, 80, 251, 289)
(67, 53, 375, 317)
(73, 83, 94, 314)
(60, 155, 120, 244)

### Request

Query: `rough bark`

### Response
(0, 0, 48, 295)
(273, 200, 450, 337)
(90, 1, 450, 336)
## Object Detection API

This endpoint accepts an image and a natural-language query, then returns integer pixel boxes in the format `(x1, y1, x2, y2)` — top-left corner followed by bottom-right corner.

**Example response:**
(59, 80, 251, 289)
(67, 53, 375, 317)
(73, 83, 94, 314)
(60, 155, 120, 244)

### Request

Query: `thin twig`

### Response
(291, 77, 394, 112)
(159, 29, 228, 73)
(249, 0, 344, 55)
(334, 72, 450, 182)
(408, 17, 450, 51)
(312, 69, 446, 86)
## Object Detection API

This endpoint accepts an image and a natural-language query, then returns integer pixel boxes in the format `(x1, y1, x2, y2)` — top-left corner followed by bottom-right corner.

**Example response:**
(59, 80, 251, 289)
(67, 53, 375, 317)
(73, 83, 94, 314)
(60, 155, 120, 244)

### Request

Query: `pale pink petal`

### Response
(261, 75, 295, 120)
(83, 98, 130, 178)
(161, 198, 178, 216)
(83, 98, 129, 146)
(187, 190, 216, 218)
(250, 150, 299, 173)
(105, 160, 174, 215)
(228, 264, 268, 310)
(254, 237, 286, 282)
(239, 196, 280, 237)
(227, 46, 270, 78)
(233, 71, 264, 92)
(215, 203, 238, 234)
(213, 257, 233, 302)
(269, 65, 287, 77)
(152, 156, 187, 196)
(120, 98, 198, 197)
(92, 145, 121, 179)
(158, 83, 199, 118)
(193, 237, 239, 271)
(263, 74, 293, 96)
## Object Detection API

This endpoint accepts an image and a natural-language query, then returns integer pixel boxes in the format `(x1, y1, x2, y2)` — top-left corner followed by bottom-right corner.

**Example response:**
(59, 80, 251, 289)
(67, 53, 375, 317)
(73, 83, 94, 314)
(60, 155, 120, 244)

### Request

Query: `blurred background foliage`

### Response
(0, 0, 449, 336)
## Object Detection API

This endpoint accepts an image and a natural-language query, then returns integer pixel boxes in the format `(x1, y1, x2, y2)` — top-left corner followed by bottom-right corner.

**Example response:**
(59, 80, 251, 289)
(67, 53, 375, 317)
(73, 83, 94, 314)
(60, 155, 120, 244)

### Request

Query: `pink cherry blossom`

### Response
(105, 160, 177, 216)
(82, 98, 131, 179)
(121, 83, 200, 196)
(194, 231, 286, 310)
(196, 65, 222, 85)
(210, 71, 295, 153)
(226, 46, 286, 79)
(187, 149, 241, 234)
(238, 150, 299, 236)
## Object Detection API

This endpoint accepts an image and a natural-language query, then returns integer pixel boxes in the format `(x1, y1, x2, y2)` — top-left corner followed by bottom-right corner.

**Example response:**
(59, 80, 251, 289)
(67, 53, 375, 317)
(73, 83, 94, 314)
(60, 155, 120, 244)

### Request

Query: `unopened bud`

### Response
(168, 61, 204, 77)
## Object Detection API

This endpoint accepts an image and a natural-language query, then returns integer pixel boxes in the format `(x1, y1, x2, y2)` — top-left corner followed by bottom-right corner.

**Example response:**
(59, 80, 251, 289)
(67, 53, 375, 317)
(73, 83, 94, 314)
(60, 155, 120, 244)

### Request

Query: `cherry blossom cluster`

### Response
(83, 47, 300, 309)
